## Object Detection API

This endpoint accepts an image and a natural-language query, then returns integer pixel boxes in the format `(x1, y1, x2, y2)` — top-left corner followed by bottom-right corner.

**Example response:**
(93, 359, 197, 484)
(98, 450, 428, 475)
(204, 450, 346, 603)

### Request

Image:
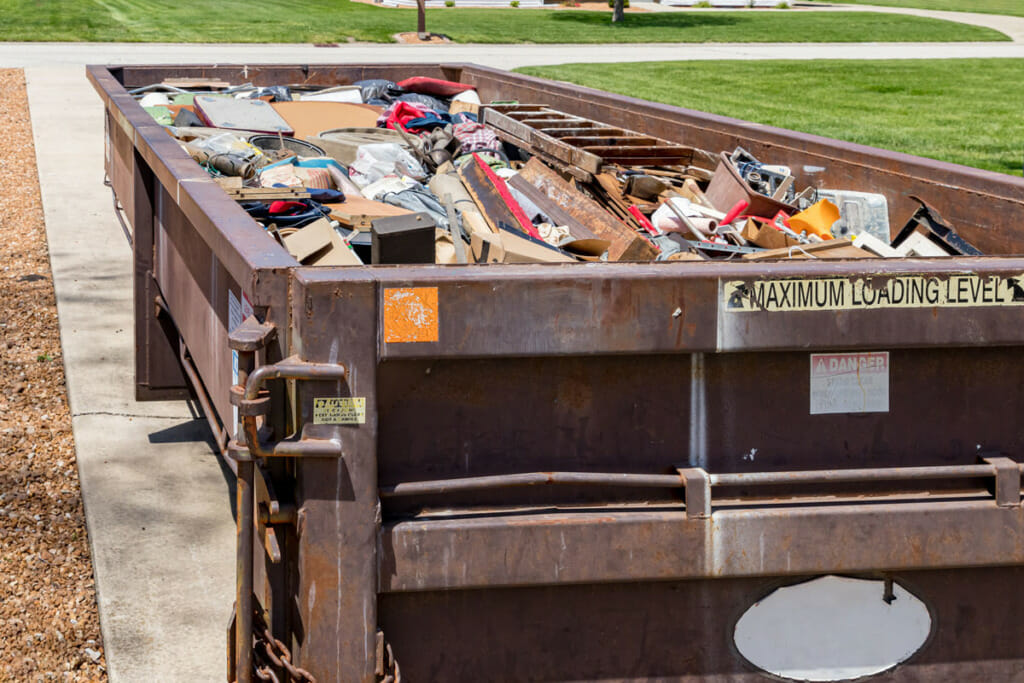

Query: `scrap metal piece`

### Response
(891, 196, 982, 256)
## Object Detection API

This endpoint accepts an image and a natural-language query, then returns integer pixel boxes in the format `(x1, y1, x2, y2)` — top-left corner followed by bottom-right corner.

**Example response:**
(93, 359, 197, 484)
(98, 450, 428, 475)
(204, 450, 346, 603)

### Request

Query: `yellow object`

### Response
(789, 199, 840, 240)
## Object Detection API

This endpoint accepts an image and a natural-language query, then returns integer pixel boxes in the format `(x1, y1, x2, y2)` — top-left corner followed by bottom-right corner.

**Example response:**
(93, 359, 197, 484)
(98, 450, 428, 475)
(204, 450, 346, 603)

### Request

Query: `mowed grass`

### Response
(0, 0, 1008, 43)
(808, 0, 1024, 19)
(518, 59, 1024, 175)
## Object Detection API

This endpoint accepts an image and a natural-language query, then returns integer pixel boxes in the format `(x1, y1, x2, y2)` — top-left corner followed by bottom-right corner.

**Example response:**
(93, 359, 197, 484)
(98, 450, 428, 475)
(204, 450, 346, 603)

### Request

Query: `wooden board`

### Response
(270, 101, 383, 140)
(517, 158, 655, 262)
(324, 197, 414, 230)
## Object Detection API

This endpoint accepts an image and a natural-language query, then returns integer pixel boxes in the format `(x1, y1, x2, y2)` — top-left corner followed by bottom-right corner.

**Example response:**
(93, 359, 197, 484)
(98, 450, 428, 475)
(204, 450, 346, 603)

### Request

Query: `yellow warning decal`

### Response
(723, 274, 1024, 313)
(383, 287, 439, 343)
(313, 397, 366, 425)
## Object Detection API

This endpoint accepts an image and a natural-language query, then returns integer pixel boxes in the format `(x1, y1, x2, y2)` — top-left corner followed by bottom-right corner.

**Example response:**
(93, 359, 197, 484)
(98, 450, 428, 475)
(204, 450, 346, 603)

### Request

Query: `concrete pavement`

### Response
(16, 3, 1024, 680)
(2, 38, 1024, 70)
(27, 67, 235, 681)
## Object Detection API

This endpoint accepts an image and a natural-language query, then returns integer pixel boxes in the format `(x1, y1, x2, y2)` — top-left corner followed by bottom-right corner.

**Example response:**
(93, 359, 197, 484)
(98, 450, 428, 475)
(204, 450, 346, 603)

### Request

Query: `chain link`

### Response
(250, 611, 399, 682)
(252, 613, 317, 683)
(379, 641, 401, 683)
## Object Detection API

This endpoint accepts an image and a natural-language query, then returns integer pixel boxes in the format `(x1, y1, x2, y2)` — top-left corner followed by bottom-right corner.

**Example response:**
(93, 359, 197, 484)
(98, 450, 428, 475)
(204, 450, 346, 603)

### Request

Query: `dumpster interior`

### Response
(129, 72, 993, 268)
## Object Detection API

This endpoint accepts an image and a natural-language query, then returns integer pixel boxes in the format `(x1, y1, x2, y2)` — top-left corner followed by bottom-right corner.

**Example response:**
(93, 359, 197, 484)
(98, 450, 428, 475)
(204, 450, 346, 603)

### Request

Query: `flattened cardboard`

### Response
(282, 218, 335, 263)
(271, 101, 384, 141)
(310, 227, 363, 266)
(740, 219, 800, 250)
(471, 229, 574, 264)
(742, 238, 870, 261)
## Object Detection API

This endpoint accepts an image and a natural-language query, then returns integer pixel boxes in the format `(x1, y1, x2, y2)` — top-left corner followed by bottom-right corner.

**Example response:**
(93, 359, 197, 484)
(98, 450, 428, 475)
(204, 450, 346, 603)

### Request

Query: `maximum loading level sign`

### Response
(723, 273, 1024, 313)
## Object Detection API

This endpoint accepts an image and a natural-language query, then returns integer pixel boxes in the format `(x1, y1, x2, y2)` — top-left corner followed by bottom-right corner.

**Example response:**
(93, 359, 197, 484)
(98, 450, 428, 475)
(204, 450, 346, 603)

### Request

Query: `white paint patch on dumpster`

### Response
(810, 351, 888, 415)
(734, 575, 931, 681)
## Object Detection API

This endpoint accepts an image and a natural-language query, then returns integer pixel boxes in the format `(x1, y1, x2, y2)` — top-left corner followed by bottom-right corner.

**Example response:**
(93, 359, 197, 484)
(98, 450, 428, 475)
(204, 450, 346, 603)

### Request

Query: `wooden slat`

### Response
(544, 127, 625, 137)
(521, 119, 589, 128)
(517, 158, 652, 261)
(561, 136, 660, 147)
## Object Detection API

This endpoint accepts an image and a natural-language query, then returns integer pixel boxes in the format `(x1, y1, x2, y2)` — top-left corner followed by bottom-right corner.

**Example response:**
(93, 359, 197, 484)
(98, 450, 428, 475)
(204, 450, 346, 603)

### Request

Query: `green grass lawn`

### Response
(808, 0, 1024, 19)
(0, 0, 1007, 43)
(518, 59, 1024, 175)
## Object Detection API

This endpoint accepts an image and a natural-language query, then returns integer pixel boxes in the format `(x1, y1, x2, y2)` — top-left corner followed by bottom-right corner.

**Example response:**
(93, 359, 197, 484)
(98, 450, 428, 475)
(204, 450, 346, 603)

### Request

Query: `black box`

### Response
(370, 212, 436, 265)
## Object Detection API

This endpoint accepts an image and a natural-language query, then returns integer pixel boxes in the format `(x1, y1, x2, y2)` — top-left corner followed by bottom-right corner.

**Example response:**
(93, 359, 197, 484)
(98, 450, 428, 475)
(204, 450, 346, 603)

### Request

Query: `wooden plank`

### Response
(583, 145, 694, 159)
(593, 155, 694, 167)
(484, 107, 602, 176)
(561, 136, 660, 147)
(458, 154, 537, 239)
(544, 127, 624, 137)
(324, 198, 414, 230)
(480, 108, 537, 144)
(506, 174, 600, 242)
(517, 158, 653, 262)
(522, 119, 589, 128)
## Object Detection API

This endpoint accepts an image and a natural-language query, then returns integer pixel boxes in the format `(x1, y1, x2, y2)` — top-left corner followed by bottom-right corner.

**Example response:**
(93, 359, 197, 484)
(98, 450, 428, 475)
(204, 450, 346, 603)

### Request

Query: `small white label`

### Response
(810, 352, 889, 415)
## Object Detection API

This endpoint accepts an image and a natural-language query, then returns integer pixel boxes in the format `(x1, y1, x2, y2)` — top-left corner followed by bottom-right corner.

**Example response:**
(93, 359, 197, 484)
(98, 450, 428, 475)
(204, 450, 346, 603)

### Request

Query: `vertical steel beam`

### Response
(292, 274, 379, 681)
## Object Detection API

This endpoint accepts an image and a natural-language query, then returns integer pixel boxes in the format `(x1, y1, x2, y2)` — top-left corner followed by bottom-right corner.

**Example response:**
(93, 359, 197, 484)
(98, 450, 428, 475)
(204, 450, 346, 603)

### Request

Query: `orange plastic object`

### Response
(788, 199, 840, 240)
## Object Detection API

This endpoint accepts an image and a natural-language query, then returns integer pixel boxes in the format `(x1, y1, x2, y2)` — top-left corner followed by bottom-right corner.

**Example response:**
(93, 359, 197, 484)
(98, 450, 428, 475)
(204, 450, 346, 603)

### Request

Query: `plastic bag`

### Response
(354, 79, 404, 103)
(348, 143, 427, 188)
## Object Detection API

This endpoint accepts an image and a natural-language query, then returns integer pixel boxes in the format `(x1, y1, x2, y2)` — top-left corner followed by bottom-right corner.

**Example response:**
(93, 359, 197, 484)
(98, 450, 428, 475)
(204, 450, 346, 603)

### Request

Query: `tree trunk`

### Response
(612, 0, 624, 23)
(417, 0, 427, 37)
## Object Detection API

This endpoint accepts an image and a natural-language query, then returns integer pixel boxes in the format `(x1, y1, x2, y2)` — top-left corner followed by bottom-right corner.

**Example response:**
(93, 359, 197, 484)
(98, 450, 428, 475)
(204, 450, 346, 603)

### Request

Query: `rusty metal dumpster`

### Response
(88, 62, 1024, 682)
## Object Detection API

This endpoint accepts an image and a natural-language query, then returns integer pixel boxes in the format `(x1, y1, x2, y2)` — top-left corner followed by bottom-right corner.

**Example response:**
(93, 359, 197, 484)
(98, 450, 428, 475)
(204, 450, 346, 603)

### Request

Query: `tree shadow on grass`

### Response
(545, 10, 741, 28)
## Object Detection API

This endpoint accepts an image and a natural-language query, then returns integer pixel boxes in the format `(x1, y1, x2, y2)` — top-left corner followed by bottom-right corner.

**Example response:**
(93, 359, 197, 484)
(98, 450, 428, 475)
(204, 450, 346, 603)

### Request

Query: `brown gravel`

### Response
(0, 69, 107, 681)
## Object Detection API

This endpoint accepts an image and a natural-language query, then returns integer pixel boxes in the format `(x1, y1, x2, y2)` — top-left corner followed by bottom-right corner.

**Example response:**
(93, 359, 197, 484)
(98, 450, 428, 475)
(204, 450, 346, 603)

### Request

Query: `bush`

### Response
(693, 0, 712, 7)
(775, 1, 790, 6)
(510, 1, 519, 6)
(444, 0, 454, 6)
(607, 0, 630, 6)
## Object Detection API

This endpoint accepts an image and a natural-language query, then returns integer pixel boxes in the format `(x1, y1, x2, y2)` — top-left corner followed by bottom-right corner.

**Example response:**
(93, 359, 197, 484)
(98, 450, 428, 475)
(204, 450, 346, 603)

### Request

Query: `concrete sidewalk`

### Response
(27, 66, 235, 682)
(2, 39, 1024, 69)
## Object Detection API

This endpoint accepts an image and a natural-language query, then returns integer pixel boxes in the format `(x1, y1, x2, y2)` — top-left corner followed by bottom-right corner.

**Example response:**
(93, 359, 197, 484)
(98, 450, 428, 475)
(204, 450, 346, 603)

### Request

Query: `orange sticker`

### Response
(383, 287, 439, 343)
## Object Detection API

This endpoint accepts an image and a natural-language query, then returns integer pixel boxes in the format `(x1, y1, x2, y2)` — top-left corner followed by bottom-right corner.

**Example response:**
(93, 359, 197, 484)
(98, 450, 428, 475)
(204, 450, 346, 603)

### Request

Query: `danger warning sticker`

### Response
(810, 352, 889, 415)
(313, 397, 366, 425)
(723, 274, 1024, 313)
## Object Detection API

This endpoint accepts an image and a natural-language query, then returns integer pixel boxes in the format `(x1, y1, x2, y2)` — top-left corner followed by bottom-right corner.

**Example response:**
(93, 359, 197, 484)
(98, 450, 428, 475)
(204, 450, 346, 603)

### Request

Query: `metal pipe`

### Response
(235, 351, 256, 683)
(710, 464, 1000, 487)
(104, 179, 133, 248)
(241, 357, 348, 459)
(236, 458, 255, 683)
(380, 472, 683, 498)
(380, 462, 1024, 499)
(176, 334, 229, 456)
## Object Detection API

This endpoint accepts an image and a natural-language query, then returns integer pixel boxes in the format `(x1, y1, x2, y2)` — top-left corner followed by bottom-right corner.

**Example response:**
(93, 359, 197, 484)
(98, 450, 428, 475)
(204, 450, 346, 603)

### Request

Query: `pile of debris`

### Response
(135, 75, 982, 267)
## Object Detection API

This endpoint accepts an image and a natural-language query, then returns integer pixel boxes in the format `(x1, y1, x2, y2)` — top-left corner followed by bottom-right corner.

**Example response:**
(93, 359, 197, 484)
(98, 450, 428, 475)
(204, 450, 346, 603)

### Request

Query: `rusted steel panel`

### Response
(153, 184, 240, 426)
(378, 567, 1024, 681)
(379, 501, 1024, 592)
(287, 271, 379, 681)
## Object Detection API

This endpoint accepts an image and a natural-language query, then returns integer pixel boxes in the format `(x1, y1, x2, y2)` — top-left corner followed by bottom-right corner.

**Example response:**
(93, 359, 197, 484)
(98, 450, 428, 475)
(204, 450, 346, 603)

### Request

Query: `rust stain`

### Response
(384, 287, 439, 343)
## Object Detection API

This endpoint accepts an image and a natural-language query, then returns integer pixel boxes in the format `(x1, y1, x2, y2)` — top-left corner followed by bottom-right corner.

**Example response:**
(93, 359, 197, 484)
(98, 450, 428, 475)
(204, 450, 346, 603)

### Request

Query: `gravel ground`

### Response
(0, 69, 107, 681)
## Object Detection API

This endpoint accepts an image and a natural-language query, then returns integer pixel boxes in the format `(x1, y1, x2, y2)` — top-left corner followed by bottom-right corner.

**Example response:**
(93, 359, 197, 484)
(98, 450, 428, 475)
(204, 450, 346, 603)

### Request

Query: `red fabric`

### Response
(378, 101, 430, 132)
(268, 200, 308, 214)
(397, 77, 476, 97)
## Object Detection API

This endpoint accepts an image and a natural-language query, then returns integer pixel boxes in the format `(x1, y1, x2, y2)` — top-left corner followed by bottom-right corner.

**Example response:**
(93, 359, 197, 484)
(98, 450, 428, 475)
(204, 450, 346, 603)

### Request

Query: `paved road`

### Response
(1, 38, 1023, 70)
(15, 3, 1024, 680)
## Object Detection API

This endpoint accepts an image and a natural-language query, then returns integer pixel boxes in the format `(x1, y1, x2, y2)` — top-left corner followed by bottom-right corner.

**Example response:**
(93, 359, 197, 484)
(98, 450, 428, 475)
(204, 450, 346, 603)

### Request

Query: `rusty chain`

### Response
(252, 613, 317, 683)
(379, 640, 401, 683)
(249, 610, 399, 682)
